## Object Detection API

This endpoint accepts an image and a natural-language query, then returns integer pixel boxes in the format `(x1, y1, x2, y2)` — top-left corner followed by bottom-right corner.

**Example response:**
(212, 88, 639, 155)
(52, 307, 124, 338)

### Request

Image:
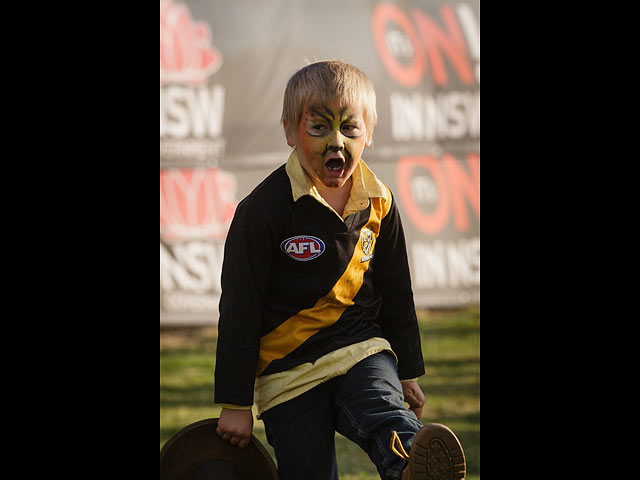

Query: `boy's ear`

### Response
(284, 120, 296, 147)
(365, 135, 373, 148)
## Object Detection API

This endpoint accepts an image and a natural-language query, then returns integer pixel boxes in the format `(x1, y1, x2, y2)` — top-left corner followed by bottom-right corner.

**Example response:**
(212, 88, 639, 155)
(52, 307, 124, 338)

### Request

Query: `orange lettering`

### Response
(396, 155, 450, 235)
(412, 5, 474, 86)
(443, 154, 479, 232)
(372, 4, 425, 87)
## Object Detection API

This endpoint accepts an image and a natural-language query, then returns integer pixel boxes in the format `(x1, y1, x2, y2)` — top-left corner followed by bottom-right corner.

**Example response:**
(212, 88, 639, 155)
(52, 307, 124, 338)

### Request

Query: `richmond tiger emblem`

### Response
(360, 228, 375, 263)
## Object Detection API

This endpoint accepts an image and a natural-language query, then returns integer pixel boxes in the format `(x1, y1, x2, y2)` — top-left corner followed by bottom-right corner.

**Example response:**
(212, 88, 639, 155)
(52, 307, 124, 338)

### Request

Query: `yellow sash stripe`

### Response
(256, 190, 392, 376)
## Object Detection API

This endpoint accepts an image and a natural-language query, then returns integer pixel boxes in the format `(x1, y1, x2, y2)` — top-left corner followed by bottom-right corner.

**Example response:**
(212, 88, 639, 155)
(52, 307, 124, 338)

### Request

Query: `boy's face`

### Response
(287, 97, 371, 190)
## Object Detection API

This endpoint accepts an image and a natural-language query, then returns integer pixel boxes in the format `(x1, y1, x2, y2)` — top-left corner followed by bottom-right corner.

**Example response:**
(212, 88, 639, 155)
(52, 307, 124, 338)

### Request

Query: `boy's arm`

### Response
(214, 197, 279, 408)
(372, 193, 425, 381)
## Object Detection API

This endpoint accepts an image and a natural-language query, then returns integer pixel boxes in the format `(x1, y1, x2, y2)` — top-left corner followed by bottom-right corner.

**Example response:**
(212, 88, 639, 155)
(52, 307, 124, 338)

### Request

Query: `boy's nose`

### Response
(327, 130, 345, 149)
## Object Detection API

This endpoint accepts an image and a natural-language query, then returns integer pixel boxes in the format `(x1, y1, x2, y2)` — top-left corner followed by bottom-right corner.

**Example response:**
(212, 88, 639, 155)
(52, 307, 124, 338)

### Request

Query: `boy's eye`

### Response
(307, 123, 329, 135)
(341, 124, 363, 137)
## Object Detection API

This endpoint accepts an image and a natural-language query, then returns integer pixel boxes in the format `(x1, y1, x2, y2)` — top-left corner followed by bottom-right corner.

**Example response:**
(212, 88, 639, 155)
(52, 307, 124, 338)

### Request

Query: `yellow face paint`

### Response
(296, 98, 370, 191)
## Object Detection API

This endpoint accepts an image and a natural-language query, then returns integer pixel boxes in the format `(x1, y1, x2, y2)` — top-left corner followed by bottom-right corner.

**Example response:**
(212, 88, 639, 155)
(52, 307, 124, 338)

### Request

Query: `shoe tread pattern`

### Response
(409, 424, 466, 480)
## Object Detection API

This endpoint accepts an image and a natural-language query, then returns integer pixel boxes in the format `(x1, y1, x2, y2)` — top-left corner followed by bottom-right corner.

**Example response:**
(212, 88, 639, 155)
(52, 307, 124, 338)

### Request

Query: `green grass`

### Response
(160, 306, 480, 479)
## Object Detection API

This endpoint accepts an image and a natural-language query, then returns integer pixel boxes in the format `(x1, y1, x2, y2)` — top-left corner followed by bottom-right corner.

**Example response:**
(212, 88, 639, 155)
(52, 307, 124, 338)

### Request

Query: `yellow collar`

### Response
(285, 148, 388, 219)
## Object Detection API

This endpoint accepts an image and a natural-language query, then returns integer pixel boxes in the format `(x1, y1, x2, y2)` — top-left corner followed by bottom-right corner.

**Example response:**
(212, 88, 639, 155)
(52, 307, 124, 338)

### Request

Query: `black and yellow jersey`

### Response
(214, 150, 424, 408)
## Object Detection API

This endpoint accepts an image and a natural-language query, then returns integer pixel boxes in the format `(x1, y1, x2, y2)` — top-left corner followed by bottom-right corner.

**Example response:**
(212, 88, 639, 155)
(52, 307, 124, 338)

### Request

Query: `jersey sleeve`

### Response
(372, 192, 425, 381)
(214, 196, 281, 406)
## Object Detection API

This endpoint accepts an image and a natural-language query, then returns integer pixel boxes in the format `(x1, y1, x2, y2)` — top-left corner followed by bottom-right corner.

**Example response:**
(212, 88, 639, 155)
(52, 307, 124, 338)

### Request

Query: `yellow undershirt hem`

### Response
(254, 337, 397, 418)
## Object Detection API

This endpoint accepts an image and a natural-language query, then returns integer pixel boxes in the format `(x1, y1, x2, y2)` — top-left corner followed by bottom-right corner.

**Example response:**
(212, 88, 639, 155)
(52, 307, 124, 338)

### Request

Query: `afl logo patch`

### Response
(281, 235, 325, 261)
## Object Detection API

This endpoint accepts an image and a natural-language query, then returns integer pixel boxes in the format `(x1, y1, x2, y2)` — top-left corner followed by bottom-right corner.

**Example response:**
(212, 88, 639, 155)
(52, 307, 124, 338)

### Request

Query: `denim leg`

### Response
(333, 351, 424, 480)
(261, 379, 339, 480)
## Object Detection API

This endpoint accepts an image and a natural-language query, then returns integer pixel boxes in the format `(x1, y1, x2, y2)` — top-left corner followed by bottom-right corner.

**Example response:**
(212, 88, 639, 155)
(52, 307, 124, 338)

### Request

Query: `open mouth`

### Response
(326, 158, 343, 170)
(325, 155, 346, 176)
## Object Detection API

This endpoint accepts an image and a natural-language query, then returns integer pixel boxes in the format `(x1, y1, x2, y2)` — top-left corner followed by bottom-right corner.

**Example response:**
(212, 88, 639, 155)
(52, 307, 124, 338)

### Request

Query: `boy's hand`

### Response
(401, 380, 425, 419)
(216, 407, 254, 448)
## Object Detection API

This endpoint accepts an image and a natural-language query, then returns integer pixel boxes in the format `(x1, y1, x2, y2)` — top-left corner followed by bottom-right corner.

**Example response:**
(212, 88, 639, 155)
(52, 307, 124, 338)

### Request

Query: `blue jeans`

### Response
(261, 351, 423, 480)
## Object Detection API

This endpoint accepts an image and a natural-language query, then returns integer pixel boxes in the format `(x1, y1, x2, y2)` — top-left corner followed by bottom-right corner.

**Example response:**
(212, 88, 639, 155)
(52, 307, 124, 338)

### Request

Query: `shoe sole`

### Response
(407, 423, 466, 480)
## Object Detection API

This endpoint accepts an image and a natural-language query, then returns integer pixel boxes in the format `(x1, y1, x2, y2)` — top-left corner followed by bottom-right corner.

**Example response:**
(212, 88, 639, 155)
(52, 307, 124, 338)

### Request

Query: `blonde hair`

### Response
(281, 60, 377, 142)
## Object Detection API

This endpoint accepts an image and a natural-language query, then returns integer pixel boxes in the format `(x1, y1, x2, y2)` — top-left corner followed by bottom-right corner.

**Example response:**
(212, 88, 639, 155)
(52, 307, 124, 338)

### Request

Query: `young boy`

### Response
(214, 61, 465, 480)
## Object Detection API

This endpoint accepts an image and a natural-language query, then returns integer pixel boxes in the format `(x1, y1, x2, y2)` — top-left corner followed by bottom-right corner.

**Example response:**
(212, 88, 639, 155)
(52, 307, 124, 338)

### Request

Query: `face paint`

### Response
(296, 98, 370, 191)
